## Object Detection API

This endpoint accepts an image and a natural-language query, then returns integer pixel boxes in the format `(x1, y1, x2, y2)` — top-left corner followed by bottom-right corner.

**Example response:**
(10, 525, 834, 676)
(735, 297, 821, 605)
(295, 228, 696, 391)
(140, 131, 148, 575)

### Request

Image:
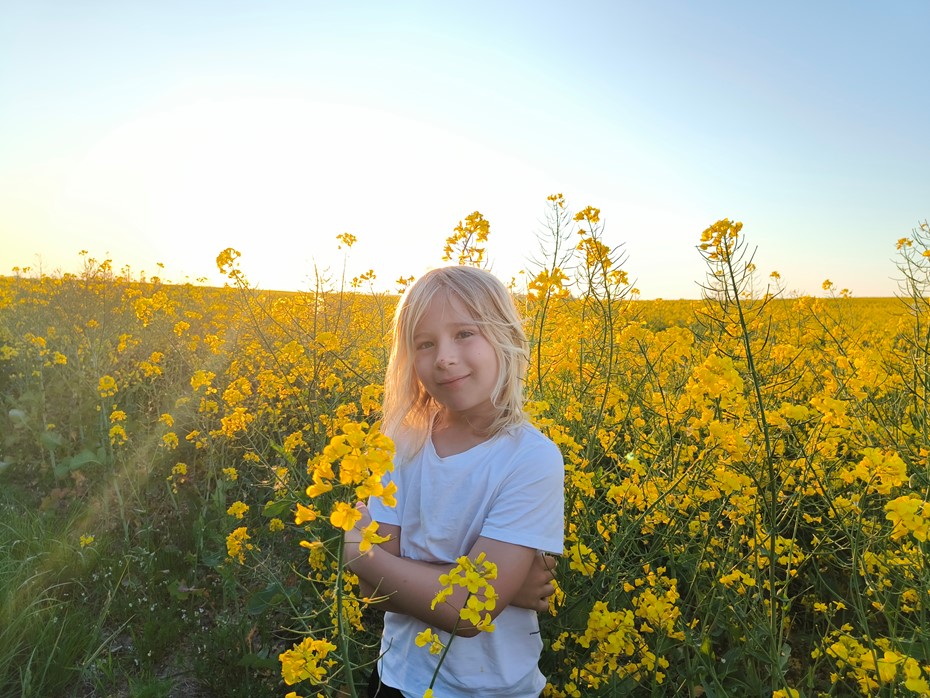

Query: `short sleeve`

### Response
(367, 467, 402, 527)
(480, 435, 564, 554)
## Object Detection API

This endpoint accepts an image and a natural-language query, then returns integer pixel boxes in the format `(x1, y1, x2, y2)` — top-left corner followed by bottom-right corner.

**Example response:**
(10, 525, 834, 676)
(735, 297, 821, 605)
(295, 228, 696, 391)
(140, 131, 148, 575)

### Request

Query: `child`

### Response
(344, 266, 565, 697)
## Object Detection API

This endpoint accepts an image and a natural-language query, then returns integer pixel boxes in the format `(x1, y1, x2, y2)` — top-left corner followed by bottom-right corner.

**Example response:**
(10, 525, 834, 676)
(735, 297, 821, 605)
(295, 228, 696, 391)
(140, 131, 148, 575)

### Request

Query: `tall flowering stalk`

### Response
(281, 420, 396, 697)
(415, 553, 499, 694)
(697, 219, 786, 693)
(893, 221, 930, 450)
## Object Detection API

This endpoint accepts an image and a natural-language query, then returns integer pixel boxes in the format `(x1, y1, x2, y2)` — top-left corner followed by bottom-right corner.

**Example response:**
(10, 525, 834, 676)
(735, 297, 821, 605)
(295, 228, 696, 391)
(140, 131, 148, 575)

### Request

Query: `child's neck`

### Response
(431, 410, 494, 458)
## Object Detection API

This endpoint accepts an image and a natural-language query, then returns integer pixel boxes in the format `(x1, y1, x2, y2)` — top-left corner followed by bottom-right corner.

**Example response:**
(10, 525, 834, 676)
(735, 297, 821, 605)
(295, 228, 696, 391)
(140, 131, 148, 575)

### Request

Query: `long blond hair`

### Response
(382, 266, 528, 459)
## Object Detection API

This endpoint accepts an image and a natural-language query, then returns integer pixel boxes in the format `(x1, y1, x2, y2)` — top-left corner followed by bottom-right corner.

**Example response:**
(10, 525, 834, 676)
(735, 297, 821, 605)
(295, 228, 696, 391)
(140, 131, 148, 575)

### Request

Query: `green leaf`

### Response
(39, 430, 65, 451)
(54, 449, 102, 478)
(268, 440, 297, 465)
(246, 583, 287, 615)
(237, 653, 279, 670)
(262, 498, 292, 518)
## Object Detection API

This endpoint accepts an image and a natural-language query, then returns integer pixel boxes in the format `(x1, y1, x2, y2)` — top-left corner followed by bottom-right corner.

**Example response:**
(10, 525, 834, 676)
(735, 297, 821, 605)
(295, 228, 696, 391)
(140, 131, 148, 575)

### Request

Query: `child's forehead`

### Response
(414, 289, 478, 329)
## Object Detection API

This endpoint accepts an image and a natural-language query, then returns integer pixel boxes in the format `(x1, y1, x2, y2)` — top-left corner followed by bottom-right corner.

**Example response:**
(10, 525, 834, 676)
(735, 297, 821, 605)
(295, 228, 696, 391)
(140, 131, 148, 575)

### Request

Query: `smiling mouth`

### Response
(438, 375, 468, 386)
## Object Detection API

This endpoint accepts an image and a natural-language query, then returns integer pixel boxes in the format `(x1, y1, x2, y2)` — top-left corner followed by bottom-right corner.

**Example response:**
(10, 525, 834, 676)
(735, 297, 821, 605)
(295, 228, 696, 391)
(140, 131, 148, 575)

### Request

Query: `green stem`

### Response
(723, 251, 781, 688)
(336, 534, 359, 698)
(427, 597, 469, 692)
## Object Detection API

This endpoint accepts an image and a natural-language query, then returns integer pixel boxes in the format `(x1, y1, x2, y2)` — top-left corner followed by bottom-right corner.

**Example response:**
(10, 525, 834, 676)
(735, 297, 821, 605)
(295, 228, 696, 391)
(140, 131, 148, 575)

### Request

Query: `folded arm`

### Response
(346, 504, 556, 636)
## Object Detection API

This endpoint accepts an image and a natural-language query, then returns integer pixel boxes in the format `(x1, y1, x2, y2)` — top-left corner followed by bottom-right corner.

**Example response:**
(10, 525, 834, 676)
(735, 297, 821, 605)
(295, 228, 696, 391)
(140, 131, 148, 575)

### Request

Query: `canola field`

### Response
(2, 206, 930, 697)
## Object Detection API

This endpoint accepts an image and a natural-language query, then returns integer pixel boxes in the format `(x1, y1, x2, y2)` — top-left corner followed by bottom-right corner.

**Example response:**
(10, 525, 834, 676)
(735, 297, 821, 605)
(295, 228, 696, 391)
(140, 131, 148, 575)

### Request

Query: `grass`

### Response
(0, 480, 288, 697)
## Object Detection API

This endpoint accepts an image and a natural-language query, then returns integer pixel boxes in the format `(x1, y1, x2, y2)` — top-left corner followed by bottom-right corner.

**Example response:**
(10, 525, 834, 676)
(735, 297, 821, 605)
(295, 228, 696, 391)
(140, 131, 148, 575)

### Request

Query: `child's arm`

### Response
(510, 553, 558, 612)
(357, 529, 557, 614)
(346, 504, 546, 637)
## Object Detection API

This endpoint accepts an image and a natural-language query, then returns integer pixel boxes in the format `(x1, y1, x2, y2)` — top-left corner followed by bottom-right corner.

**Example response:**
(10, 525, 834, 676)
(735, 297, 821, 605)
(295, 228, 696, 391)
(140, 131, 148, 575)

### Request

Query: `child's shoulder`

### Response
(504, 421, 563, 458)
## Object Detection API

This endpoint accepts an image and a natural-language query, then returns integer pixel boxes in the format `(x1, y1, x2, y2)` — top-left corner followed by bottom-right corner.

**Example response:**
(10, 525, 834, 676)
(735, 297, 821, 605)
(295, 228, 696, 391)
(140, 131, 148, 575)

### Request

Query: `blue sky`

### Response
(2, 1, 927, 298)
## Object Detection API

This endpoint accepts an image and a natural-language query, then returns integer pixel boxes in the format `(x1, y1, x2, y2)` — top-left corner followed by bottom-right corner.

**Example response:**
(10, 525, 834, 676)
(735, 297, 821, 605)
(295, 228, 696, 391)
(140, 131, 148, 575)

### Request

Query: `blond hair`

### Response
(382, 266, 528, 459)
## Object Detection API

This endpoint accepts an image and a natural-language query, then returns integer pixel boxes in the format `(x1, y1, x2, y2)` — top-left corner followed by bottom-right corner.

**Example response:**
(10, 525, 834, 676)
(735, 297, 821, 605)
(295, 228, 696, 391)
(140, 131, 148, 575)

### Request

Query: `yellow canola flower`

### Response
(359, 520, 391, 553)
(329, 501, 362, 532)
(226, 527, 254, 564)
(294, 502, 319, 525)
(430, 553, 498, 632)
(904, 657, 930, 693)
(108, 424, 127, 446)
(885, 495, 930, 541)
(190, 369, 216, 392)
(98, 375, 118, 398)
(279, 636, 337, 686)
(840, 448, 908, 495)
(305, 475, 333, 499)
(305, 421, 396, 507)
(227, 501, 249, 519)
(574, 205, 601, 224)
(699, 219, 742, 261)
(415, 628, 445, 655)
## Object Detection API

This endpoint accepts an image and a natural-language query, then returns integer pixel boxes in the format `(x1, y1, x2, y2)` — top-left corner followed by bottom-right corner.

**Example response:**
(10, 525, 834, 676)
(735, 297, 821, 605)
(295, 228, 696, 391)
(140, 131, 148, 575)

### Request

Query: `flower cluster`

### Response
(279, 636, 337, 686)
(431, 552, 499, 633)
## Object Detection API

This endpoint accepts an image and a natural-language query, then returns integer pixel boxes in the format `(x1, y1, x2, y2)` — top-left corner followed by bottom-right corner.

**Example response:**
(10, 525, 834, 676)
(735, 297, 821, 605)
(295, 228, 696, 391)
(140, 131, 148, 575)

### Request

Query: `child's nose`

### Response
(435, 341, 457, 367)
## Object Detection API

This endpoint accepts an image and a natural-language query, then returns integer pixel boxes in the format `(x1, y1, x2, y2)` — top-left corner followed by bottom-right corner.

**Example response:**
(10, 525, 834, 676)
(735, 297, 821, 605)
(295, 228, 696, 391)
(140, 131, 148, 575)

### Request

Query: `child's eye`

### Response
(457, 330, 475, 339)
(415, 341, 434, 350)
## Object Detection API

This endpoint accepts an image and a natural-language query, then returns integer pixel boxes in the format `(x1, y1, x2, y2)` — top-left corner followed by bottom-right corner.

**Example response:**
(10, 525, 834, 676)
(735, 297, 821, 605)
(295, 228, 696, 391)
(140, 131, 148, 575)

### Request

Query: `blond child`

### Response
(345, 266, 564, 697)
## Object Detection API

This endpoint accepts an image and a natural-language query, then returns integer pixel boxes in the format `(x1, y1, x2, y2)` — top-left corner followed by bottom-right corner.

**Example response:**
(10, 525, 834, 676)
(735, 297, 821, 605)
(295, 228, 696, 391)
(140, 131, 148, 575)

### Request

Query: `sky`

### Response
(1, 1, 928, 299)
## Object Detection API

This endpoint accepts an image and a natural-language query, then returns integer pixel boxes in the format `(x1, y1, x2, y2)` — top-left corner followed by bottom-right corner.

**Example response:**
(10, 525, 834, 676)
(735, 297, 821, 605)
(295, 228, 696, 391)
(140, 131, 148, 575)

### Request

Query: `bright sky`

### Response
(2, 1, 928, 298)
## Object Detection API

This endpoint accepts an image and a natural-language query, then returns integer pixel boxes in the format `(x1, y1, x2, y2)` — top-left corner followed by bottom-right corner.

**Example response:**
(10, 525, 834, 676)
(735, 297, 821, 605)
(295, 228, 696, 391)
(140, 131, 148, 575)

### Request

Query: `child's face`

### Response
(412, 290, 500, 424)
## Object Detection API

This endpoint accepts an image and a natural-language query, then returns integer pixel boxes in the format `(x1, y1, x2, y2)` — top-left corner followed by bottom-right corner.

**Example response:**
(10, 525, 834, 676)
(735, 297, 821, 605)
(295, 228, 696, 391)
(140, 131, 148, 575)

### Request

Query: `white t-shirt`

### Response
(367, 422, 565, 698)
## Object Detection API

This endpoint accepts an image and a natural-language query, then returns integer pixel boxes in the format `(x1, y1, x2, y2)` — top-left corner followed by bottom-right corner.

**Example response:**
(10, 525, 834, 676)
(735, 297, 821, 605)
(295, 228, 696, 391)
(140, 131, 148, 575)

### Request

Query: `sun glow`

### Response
(33, 97, 552, 290)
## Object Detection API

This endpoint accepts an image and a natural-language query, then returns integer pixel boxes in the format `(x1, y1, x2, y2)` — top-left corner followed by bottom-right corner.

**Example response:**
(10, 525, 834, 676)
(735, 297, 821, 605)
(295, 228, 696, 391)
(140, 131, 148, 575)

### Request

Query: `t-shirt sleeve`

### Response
(367, 467, 402, 527)
(480, 435, 565, 554)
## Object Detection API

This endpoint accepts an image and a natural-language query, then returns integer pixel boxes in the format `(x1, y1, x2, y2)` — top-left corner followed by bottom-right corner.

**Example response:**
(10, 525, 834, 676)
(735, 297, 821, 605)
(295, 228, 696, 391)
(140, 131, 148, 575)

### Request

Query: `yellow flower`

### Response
(226, 527, 254, 564)
(190, 369, 216, 392)
(279, 636, 337, 685)
(220, 407, 254, 437)
(415, 628, 445, 655)
(98, 375, 118, 398)
(109, 424, 127, 445)
(886, 495, 930, 541)
(329, 501, 362, 532)
(359, 520, 390, 553)
(295, 502, 319, 525)
(79, 534, 95, 548)
(227, 501, 249, 519)
(283, 430, 306, 454)
(443, 211, 490, 266)
(315, 331, 340, 352)
(336, 232, 357, 248)
(573, 205, 601, 224)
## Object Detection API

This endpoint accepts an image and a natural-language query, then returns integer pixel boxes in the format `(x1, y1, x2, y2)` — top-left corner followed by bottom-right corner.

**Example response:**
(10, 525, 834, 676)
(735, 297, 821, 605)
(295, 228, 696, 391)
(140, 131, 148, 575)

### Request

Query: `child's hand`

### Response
(511, 553, 558, 612)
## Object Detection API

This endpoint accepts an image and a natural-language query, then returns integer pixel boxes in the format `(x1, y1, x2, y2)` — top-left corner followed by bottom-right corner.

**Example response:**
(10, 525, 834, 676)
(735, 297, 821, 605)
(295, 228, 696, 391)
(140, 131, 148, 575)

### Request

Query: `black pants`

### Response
(368, 665, 405, 697)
